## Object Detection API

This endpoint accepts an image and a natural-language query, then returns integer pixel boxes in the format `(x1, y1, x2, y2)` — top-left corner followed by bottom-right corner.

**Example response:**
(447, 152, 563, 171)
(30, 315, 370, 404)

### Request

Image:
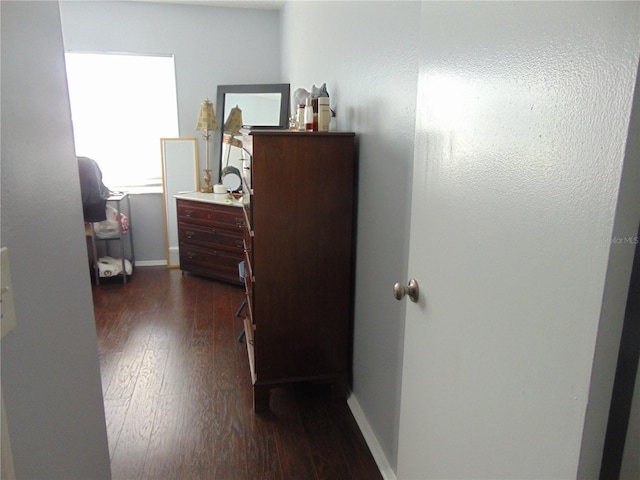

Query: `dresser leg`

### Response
(331, 378, 349, 400)
(253, 385, 271, 413)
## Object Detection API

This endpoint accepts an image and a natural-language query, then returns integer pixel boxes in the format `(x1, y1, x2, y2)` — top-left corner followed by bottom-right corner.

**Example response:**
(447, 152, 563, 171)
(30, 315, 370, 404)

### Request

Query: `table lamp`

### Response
(195, 98, 218, 193)
(221, 105, 243, 196)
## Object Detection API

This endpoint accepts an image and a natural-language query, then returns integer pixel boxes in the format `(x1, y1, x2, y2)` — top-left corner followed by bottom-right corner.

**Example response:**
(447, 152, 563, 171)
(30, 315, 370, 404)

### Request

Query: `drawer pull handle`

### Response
(185, 231, 195, 238)
(184, 209, 194, 217)
(236, 241, 243, 249)
(187, 252, 197, 259)
(235, 218, 245, 227)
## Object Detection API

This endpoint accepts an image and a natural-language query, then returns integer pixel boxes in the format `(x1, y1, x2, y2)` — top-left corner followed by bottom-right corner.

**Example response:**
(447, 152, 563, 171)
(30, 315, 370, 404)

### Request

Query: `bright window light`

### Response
(65, 52, 179, 189)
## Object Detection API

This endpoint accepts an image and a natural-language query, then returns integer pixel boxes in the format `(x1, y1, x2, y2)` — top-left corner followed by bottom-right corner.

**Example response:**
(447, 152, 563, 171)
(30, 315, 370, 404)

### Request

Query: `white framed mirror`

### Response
(161, 137, 199, 267)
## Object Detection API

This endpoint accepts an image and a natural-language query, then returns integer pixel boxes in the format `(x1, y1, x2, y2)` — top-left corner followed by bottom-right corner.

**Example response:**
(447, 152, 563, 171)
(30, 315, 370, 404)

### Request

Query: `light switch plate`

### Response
(1, 247, 17, 338)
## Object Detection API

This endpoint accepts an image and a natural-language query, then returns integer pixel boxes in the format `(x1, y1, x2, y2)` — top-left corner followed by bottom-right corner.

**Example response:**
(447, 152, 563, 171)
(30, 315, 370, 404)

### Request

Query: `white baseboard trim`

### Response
(347, 393, 397, 480)
(168, 246, 179, 266)
(134, 260, 167, 267)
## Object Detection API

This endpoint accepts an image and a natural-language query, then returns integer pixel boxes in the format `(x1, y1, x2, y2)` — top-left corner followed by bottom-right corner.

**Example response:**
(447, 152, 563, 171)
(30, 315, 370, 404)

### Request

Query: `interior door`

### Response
(396, 3, 635, 478)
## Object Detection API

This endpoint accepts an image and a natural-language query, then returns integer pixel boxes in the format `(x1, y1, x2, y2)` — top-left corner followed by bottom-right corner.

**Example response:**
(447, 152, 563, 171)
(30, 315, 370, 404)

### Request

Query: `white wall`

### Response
(282, 1, 420, 472)
(0, 2, 111, 478)
(283, 1, 640, 477)
(59, 0, 282, 262)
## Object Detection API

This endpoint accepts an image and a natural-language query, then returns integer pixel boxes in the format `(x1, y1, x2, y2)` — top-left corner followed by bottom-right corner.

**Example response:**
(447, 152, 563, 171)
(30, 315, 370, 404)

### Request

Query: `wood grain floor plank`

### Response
(98, 351, 122, 398)
(269, 386, 320, 480)
(92, 267, 382, 480)
(189, 280, 215, 347)
(141, 393, 187, 480)
(243, 401, 284, 480)
(102, 396, 130, 461)
(177, 386, 217, 479)
(109, 347, 168, 480)
(297, 385, 376, 480)
(103, 345, 145, 400)
(211, 388, 248, 480)
(159, 341, 191, 396)
(97, 309, 134, 355)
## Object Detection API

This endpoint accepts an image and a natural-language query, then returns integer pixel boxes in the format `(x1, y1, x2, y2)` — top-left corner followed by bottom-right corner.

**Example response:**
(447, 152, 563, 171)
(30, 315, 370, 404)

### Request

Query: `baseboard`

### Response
(347, 393, 397, 480)
(134, 260, 167, 267)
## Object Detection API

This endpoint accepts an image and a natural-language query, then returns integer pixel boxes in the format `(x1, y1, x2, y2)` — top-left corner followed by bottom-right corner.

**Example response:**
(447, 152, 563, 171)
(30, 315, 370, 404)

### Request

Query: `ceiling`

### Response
(132, 0, 286, 9)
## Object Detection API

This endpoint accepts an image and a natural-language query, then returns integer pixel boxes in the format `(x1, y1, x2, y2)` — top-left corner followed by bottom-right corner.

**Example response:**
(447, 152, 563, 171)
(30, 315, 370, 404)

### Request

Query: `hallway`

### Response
(92, 267, 381, 480)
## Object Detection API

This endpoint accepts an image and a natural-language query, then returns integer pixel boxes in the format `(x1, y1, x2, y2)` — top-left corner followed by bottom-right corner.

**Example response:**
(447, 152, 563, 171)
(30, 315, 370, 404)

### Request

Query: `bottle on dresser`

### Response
(297, 103, 305, 130)
(304, 97, 314, 131)
(318, 97, 330, 132)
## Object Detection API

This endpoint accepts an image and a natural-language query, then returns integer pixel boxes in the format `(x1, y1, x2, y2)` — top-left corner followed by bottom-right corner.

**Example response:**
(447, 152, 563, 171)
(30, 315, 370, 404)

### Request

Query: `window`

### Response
(65, 52, 179, 190)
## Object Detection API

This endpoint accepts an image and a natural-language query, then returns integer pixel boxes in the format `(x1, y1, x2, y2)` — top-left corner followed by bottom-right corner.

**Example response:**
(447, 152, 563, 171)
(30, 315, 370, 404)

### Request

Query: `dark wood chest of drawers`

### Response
(176, 198, 245, 285)
(240, 129, 356, 411)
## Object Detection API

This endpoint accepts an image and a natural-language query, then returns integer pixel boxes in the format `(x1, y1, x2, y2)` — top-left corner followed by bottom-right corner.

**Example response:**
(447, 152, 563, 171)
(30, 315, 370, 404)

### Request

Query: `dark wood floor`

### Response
(92, 266, 383, 480)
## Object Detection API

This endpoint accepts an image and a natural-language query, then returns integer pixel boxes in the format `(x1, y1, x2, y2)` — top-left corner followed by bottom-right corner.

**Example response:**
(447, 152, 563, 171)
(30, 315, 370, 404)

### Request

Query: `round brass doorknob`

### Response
(393, 278, 419, 303)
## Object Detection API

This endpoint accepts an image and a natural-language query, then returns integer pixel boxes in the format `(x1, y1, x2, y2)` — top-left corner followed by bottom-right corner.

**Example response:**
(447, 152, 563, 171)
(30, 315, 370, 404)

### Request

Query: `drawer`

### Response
(177, 200, 245, 230)
(178, 222, 243, 252)
(180, 243, 244, 282)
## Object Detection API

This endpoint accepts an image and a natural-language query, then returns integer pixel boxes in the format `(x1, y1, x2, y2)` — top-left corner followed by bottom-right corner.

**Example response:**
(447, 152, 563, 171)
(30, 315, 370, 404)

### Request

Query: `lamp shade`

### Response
(196, 98, 218, 131)
(224, 105, 243, 135)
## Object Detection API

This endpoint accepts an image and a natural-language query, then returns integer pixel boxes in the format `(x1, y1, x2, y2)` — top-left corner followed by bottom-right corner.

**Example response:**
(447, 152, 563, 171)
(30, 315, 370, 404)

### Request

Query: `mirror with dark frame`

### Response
(214, 83, 290, 188)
